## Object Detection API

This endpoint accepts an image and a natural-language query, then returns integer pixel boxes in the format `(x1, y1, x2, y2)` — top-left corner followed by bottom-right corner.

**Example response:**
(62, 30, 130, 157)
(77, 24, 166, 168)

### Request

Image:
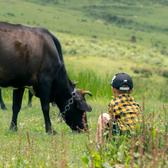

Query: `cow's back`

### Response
(0, 22, 60, 87)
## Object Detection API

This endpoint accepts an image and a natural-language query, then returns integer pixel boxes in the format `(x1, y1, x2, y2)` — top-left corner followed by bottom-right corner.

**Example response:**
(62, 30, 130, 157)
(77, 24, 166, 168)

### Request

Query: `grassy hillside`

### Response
(0, 0, 168, 167)
(0, 0, 168, 54)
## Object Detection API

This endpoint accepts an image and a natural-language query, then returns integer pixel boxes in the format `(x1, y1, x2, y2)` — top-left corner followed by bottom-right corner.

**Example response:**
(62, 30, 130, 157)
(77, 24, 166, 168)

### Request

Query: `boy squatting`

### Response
(96, 73, 141, 145)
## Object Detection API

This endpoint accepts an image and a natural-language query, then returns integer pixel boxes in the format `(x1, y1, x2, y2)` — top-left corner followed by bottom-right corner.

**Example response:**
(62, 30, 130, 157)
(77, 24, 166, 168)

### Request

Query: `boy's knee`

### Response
(98, 113, 111, 125)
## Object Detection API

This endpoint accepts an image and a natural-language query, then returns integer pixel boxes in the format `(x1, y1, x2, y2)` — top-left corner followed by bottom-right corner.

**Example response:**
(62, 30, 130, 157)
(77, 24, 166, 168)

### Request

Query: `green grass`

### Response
(0, 89, 168, 167)
(0, 0, 168, 167)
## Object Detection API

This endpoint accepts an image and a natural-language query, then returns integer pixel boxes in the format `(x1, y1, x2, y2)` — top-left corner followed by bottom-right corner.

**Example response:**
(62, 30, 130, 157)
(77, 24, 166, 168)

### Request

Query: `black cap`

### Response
(111, 73, 133, 91)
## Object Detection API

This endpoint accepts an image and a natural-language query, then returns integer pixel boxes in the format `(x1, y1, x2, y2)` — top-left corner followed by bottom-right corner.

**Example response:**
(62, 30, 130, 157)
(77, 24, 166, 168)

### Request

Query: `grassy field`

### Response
(0, 0, 168, 167)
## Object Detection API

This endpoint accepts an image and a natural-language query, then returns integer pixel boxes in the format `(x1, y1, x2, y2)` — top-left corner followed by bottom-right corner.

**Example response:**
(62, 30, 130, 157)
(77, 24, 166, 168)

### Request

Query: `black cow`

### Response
(0, 22, 92, 134)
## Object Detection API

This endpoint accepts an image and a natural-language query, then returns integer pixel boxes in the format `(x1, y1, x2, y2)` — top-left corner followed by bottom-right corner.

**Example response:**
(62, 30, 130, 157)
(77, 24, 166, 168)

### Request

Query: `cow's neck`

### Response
(56, 89, 73, 113)
(54, 67, 74, 112)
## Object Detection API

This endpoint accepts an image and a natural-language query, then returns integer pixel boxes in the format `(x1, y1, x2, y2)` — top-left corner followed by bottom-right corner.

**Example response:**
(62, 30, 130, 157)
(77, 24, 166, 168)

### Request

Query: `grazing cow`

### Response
(0, 22, 92, 134)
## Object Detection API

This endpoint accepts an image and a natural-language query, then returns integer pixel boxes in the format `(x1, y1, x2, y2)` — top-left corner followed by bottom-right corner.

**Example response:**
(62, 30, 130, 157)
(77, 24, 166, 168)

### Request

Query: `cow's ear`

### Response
(76, 101, 92, 112)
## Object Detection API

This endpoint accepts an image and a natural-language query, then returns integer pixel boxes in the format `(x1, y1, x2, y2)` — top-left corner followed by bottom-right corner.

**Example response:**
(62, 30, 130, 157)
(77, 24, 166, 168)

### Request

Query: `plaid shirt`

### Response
(108, 94, 141, 132)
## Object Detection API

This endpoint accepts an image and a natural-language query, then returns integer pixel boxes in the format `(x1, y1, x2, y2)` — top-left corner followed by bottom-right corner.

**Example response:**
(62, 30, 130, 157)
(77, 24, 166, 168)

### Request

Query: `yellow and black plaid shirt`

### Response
(108, 94, 141, 132)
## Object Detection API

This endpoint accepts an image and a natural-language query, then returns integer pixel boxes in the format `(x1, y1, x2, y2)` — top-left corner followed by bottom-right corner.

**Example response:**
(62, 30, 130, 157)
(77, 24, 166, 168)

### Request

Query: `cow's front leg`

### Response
(41, 100, 56, 134)
(9, 88, 24, 131)
(39, 80, 56, 134)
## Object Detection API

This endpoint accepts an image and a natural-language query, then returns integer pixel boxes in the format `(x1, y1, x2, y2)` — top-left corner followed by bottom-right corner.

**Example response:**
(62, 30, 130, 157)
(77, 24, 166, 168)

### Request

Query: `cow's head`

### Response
(63, 89, 92, 132)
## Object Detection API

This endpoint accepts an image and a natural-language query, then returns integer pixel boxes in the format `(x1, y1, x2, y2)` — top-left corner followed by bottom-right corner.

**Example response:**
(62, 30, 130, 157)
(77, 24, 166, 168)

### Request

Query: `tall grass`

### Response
(82, 103, 168, 168)
(67, 67, 168, 103)
(67, 69, 111, 99)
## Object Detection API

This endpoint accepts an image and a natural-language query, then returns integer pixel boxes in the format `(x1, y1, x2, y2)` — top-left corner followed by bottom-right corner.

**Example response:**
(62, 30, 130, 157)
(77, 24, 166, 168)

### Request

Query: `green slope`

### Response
(0, 0, 167, 53)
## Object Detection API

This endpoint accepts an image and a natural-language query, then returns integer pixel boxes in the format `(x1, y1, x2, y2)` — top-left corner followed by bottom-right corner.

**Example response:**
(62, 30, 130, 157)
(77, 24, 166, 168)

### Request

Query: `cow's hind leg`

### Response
(0, 89, 7, 110)
(9, 88, 24, 131)
(38, 79, 56, 135)
(27, 90, 33, 107)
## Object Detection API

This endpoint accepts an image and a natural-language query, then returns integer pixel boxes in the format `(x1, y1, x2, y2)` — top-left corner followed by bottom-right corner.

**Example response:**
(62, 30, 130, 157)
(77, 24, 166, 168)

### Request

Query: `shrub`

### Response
(158, 68, 168, 78)
(131, 67, 152, 77)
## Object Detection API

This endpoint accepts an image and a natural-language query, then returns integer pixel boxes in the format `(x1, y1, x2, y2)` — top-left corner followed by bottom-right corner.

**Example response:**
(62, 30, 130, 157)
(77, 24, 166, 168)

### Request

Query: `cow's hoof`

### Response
(9, 126, 18, 132)
(27, 103, 32, 108)
(47, 129, 57, 135)
(1, 105, 7, 110)
(9, 124, 18, 131)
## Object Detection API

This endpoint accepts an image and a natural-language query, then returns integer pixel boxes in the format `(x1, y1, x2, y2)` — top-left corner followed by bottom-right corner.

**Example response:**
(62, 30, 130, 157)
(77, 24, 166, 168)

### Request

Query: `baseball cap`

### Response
(111, 73, 133, 91)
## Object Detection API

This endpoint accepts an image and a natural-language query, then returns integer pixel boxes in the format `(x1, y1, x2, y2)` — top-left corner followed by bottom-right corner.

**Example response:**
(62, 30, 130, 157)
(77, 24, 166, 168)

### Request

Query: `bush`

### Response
(157, 68, 168, 78)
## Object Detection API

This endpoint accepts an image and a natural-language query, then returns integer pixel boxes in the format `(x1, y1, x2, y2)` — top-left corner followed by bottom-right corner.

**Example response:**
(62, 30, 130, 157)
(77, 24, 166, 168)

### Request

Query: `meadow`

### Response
(0, 0, 168, 167)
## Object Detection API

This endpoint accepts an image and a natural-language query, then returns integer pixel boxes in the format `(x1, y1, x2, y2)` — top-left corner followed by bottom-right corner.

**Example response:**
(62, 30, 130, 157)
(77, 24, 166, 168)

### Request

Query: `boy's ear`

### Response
(112, 88, 118, 96)
(112, 87, 115, 92)
(129, 89, 133, 93)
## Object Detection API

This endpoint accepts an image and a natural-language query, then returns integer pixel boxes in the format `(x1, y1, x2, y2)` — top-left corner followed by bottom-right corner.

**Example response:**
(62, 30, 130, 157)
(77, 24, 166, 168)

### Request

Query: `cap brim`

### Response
(119, 87, 130, 91)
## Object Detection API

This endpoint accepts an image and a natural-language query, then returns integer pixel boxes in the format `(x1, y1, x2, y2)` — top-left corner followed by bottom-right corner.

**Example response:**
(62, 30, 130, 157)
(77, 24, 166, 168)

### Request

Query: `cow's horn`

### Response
(72, 80, 78, 86)
(82, 90, 92, 97)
